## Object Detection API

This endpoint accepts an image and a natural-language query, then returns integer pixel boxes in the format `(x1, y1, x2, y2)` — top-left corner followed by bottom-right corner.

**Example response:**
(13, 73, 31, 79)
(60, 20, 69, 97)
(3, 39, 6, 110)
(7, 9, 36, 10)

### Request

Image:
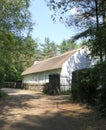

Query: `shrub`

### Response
(95, 61, 106, 116)
(71, 68, 97, 104)
(71, 61, 106, 116)
(0, 67, 5, 88)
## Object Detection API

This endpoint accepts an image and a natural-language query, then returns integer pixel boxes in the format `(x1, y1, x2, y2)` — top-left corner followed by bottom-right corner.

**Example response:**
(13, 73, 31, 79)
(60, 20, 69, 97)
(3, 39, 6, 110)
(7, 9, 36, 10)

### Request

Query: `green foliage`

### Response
(46, 0, 106, 62)
(5, 65, 21, 82)
(40, 37, 58, 59)
(0, 0, 38, 84)
(0, 67, 5, 87)
(0, 0, 32, 35)
(87, 25, 106, 61)
(94, 61, 106, 116)
(0, 31, 39, 82)
(71, 68, 97, 104)
(71, 61, 106, 116)
(20, 36, 40, 67)
(58, 39, 79, 54)
(46, 0, 101, 28)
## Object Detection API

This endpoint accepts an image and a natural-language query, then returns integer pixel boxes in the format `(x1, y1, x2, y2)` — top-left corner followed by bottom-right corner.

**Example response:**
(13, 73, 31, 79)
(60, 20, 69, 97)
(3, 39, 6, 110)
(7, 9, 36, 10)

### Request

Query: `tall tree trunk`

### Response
(102, 0, 106, 60)
(102, 0, 106, 25)
(95, 0, 99, 28)
(95, 0, 103, 62)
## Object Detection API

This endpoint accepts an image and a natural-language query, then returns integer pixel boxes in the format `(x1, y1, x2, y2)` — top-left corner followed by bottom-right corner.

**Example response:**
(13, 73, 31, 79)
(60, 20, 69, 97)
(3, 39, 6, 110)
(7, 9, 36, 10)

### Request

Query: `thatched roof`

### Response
(22, 48, 81, 76)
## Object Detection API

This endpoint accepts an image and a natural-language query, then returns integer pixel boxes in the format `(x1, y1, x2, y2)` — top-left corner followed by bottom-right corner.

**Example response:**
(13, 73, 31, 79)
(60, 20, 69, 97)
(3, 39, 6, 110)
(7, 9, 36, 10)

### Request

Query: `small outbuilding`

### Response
(22, 46, 90, 91)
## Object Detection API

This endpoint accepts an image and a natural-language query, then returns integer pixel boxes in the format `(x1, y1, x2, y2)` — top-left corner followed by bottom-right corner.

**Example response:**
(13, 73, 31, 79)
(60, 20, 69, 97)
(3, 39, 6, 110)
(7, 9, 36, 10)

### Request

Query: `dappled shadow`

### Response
(48, 95, 70, 100)
(0, 120, 7, 128)
(0, 91, 44, 123)
(0, 88, 106, 130)
(1, 109, 106, 130)
(1, 88, 24, 94)
(0, 93, 43, 110)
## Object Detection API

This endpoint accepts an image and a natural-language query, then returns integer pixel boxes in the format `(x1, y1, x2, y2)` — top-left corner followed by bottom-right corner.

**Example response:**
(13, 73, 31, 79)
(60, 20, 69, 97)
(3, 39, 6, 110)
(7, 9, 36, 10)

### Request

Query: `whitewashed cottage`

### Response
(22, 46, 90, 91)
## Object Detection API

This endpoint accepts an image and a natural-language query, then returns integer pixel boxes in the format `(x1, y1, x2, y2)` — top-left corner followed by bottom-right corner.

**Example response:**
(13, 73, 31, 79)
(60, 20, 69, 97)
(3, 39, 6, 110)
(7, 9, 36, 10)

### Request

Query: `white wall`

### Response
(23, 46, 90, 91)
(23, 69, 61, 84)
(60, 47, 90, 90)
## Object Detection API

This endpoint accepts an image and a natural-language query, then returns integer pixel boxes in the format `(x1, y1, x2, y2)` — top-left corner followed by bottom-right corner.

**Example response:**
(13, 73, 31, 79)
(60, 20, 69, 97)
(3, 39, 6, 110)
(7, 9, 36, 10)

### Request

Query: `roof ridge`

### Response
(34, 47, 81, 66)
(22, 47, 83, 76)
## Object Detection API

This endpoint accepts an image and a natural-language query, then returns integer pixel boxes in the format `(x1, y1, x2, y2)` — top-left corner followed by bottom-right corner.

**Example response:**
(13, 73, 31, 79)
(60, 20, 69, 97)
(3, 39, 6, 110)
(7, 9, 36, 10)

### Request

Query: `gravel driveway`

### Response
(0, 88, 106, 130)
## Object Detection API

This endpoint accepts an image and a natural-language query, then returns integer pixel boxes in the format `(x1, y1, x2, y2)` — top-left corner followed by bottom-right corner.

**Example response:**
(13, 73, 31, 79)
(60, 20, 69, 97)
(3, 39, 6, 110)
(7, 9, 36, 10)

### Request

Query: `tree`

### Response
(87, 25, 106, 61)
(40, 37, 58, 59)
(0, 0, 32, 35)
(20, 36, 40, 68)
(58, 39, 78, 54)
(0, 32, 39, 82)
(46, 0, 99, 27)
(0, 0, 36, 84)
(46, 0, 106, 62)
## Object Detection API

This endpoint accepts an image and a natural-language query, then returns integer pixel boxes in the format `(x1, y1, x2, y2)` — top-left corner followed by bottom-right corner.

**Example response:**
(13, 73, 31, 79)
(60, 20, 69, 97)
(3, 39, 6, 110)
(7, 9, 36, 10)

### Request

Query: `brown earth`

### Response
(0, 88, 106, 130)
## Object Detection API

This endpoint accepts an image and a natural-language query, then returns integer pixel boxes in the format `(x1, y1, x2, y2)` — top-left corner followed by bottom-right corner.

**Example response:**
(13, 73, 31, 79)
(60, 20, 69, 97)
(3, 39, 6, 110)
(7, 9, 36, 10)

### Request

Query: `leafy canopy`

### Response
(46, 0, 106, 62)
(0, 0, 32, 35)
(0, 0, 37, 83)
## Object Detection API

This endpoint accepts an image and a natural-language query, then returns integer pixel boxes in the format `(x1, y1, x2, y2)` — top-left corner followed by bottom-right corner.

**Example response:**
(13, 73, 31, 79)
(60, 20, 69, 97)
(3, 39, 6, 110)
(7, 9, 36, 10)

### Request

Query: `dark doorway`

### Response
(45, 73, 60, 95)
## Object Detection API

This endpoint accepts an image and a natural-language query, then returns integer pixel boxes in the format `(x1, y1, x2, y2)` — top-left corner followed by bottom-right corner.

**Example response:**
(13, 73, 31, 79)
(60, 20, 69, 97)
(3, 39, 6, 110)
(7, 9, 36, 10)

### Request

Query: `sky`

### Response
(29, 0, 77, 44)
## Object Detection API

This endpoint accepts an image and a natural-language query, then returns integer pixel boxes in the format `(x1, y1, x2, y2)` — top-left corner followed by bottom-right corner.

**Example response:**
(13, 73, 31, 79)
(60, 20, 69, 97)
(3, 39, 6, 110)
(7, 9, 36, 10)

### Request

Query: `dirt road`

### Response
(0, 88, 106, 130)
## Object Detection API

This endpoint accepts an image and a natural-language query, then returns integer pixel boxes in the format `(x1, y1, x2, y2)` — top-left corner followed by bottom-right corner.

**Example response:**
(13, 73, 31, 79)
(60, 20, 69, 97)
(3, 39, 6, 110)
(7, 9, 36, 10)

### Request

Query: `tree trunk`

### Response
(95, 0, 103, 62)
(102, 0, 106, 61)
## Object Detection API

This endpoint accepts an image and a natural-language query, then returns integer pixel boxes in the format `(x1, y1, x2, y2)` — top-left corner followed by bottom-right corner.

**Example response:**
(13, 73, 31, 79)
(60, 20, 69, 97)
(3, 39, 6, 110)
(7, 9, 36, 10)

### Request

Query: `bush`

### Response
(71, 68, 97, 104)
(95, 61, 106, 116)
(0, 67, 5, 88)
(71, 61, 106, 116)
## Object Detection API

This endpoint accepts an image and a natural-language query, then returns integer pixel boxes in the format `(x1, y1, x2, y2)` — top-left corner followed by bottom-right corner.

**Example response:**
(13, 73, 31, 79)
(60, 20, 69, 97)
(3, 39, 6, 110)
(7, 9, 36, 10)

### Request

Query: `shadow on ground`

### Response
(1, 109, 106, 130)
(0, 93, 43, 107)
(0, 88, 106, 130)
